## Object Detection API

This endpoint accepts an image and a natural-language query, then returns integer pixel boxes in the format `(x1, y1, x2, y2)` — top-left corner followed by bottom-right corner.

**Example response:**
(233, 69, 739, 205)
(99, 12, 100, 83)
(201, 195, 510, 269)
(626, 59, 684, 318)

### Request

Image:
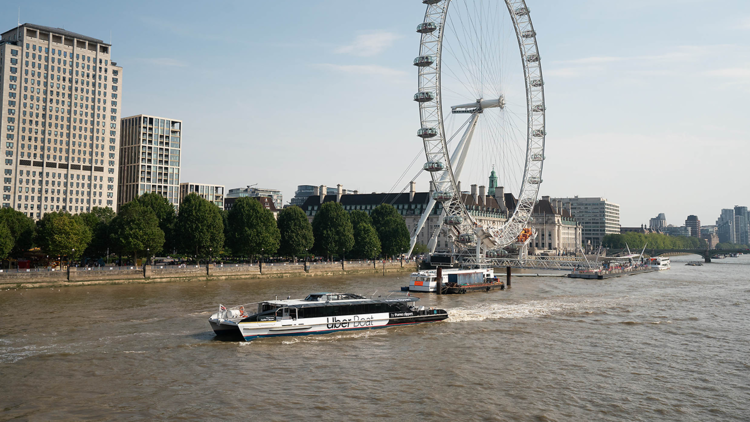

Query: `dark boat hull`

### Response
(443, 281, 505, 294)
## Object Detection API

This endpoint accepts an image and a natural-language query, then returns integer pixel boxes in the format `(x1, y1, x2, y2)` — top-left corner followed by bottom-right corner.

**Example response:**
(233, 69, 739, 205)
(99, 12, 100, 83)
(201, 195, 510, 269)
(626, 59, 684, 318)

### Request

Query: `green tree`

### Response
(371, 204, 410, 257)
(0, 222, 14, 260)
(226, 197, 280, 258)
(349, 210, 380, 259)
(0, 208, 35, 258)
(277, 206, 313, 259)
(175, 193, 224, 260)
(79, 207, 116, 259)
(412, 242, 429, 254)
(137, 192, 177, 254)
(312, 202, 354, 259)
(110, 201, 165, 264)
(36, 212, 92, 261)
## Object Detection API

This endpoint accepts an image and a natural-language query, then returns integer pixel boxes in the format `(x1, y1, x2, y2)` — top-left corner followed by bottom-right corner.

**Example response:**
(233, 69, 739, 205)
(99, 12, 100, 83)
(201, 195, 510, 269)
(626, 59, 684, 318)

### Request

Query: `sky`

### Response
(4, 0, 749, 226)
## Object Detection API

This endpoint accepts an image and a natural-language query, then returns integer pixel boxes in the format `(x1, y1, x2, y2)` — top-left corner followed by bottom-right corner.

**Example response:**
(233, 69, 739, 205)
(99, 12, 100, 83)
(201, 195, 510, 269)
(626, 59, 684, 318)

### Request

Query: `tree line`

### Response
(0, 194, 413, 265)
(602, 232, 707, 250)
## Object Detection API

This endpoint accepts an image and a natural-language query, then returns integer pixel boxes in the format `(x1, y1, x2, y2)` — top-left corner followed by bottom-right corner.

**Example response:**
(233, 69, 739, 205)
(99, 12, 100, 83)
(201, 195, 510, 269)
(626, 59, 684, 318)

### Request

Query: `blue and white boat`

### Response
(209, 292, 448, 341)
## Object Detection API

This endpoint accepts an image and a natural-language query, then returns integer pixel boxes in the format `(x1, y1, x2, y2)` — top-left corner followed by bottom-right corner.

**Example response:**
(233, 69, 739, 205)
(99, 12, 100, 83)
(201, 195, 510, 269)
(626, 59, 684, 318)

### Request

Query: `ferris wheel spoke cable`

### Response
(384, 115, 472, 205)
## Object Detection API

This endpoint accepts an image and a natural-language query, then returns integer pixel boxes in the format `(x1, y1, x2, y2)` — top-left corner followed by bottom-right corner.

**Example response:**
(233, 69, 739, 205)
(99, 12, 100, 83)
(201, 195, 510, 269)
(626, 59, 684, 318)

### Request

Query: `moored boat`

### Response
(686, 261, 703, 266)
(408, 268, 504, 293)
(649, 257, 671, 271)
(209, 293, 448, 341)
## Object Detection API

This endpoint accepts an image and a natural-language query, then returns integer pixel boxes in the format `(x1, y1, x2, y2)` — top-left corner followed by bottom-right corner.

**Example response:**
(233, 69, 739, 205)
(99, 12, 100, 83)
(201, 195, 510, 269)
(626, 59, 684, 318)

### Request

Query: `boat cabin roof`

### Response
(261, 293, 418, 308)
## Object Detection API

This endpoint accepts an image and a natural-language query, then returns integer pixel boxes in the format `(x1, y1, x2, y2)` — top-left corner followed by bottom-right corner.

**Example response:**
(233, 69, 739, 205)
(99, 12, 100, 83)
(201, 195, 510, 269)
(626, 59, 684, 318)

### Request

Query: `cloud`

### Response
(545, 45, 746, 79)
(703, 67, 750, 91)
(314, 63, 407, 78)
(335, 31, 401, 57)
(136, 58, 189, 67)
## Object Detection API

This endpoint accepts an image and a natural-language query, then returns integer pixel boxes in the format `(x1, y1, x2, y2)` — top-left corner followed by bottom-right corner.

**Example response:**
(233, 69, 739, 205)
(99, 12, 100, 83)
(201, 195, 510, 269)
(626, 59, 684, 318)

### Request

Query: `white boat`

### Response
(408, 268, 497, 293)
(649, 257, 671, 271)
(209, 293, 448, 341)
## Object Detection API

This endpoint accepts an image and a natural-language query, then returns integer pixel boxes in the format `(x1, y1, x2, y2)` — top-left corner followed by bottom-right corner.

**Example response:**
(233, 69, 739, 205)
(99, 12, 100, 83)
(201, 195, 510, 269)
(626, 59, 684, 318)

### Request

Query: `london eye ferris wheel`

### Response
(410, 0, 547, 258)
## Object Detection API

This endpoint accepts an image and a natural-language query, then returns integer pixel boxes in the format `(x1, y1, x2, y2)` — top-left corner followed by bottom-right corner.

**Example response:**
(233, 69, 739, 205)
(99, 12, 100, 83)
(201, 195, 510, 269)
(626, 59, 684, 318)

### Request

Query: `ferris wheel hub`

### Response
(451, 96, 505, 114)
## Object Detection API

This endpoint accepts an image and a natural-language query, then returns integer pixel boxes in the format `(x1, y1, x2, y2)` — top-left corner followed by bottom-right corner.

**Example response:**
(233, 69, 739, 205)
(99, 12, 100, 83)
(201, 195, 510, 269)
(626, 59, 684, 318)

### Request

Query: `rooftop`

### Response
(2, 23, 109, 46)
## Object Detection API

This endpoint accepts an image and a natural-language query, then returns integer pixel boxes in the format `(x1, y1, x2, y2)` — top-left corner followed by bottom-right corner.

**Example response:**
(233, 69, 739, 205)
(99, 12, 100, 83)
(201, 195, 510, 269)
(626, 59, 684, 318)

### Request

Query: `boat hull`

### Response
(238, 311, 448, 341)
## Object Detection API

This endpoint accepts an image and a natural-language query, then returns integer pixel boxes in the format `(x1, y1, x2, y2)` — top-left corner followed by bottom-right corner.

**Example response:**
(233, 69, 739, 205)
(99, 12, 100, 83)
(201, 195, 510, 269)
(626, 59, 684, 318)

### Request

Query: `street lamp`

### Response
(147, 248, 150, 266)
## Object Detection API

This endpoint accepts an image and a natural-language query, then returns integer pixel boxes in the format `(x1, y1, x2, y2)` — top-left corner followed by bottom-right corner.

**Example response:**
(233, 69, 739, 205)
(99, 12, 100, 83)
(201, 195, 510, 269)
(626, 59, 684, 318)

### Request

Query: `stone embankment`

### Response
(0, 260, 417, 289)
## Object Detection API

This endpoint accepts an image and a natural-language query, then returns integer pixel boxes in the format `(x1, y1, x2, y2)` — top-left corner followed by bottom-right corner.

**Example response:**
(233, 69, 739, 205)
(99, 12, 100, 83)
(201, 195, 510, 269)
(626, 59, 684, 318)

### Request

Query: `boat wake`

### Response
(447, 299, 614, 323)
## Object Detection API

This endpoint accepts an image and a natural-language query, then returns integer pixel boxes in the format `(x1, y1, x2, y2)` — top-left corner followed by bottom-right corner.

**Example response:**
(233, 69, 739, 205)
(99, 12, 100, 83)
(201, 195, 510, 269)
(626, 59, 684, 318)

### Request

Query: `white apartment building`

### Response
(0, 24, 122, 219)
(227, 186, 282, 210)
(118, 115, 181, 209)
(553, 196, 620, 249)
(180, 182, 224, 210)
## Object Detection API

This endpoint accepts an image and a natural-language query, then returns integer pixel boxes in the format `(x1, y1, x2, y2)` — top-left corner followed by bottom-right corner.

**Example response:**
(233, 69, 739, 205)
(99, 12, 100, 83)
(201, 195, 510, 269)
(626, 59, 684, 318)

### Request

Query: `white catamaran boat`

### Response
(409, 268, 500, 293)
(209, 293, 448, 341)
(649, 257, 671, 271)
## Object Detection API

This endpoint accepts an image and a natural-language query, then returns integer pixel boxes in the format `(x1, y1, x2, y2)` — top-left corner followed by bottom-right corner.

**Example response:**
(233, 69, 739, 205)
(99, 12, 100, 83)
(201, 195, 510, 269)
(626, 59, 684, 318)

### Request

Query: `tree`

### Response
(371, 204, 410, 257)
(175, 193, 224, 260)
(0, 208, 35, 258)
(226, 197, 280, 258)
(0, 222, 14, 260)
(412, 242, 429, 254)
(79, 207, 116, 260)
(137, 192, 177, 253)
(349, 210, 380, 259)
(312, 202, 354, 259)
(277, 206, 313, 259)
(110, 201, 165, 264)
(36, 212, 92, 261)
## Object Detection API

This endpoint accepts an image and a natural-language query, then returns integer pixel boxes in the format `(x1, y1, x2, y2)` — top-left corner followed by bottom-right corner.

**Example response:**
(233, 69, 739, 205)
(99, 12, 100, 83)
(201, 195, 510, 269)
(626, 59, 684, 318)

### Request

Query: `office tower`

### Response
(0, 24, 122, 218)
(685, 215, 700, 238)
(118, 115, 181, 209)
(717, 209, 735, 244)
(553, 196, 621, 248)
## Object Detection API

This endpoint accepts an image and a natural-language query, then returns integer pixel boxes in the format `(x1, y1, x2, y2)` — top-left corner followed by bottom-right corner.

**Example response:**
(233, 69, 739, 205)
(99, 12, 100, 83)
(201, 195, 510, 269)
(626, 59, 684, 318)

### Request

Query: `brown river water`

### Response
(1, 254, 749, 421)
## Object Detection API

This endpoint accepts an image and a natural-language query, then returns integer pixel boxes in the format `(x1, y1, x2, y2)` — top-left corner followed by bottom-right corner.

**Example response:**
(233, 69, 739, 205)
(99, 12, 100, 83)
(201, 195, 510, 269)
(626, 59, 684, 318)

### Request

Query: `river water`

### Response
(1, 254, 748, 421)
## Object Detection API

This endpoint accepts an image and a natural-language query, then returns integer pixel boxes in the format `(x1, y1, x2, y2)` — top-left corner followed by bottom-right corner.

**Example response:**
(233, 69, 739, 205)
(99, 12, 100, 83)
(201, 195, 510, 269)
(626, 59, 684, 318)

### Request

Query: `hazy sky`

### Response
(4, 0, 749, 226)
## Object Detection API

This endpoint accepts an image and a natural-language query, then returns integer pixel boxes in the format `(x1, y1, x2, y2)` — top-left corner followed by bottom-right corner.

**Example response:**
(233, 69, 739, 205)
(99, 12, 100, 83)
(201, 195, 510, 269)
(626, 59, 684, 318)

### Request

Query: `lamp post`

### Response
(147, 248, 150, 267)
(209, 248, 212, 265)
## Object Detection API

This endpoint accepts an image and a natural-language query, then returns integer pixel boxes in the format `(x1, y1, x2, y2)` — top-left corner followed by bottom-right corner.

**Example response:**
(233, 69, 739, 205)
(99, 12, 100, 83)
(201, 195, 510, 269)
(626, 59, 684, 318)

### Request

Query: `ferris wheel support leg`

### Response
(451, 113, 480, 180)
(407, 196, 438, 257)
(428, 210, 446, 254)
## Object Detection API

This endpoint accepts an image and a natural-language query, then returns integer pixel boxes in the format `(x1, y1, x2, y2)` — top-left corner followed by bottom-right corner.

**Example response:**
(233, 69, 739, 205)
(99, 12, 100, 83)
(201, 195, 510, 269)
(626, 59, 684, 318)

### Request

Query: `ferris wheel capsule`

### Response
(458, 233, 475, 244)
(423, 161, 445, 172)
(414, 91, 435, 103)
(416, 22, 438, 34)
(432, 191, 453, 201)
(528, 177, 542, 184)
(413, 56, 435, 67)
(532, 129, 546, 137)
(531, 153, 545, 162)
(417, 127, 438, 139)
(515, 7, 530, 16)
(444, 215, 464, 226)
(422, 0, 442, 4)
(532, 104, 546, 112)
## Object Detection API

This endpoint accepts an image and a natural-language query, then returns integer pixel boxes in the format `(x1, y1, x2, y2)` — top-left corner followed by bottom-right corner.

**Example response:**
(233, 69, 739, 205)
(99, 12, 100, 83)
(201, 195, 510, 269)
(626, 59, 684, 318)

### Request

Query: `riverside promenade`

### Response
(0, 260, 417, 289)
